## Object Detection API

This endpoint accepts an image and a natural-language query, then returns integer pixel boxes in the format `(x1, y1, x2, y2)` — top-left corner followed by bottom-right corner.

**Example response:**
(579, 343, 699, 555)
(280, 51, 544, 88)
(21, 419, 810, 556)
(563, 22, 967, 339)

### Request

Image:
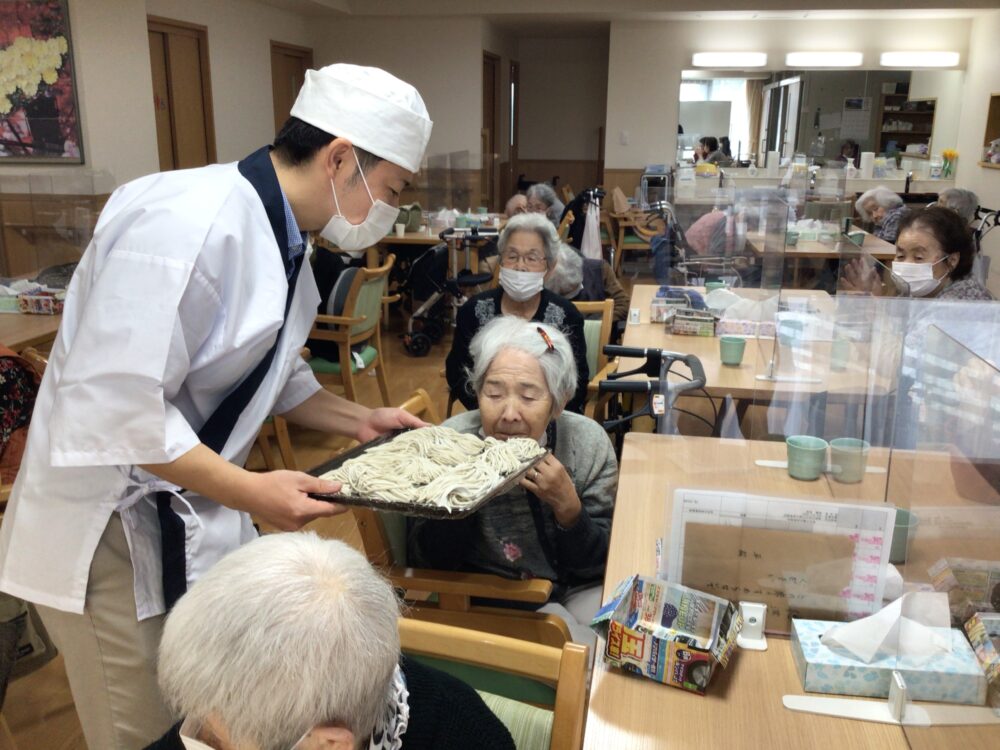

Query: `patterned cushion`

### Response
(477, 691, 553, 750)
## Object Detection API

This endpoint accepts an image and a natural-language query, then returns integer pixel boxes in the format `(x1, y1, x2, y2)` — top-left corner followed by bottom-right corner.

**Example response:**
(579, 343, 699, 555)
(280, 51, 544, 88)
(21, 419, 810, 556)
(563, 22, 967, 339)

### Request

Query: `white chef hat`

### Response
(290, 63, 433, 173)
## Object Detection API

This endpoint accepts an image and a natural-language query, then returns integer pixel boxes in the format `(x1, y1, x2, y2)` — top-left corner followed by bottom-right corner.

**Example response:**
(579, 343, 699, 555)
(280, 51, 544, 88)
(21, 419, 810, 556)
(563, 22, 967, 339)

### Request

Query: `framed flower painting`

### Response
(0, 0, 83, 163)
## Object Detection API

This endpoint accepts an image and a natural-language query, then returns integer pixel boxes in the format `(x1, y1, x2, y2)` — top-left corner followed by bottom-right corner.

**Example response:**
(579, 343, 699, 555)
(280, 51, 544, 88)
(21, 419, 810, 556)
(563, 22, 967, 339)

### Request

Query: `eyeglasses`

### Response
(501, 251, 546, 269)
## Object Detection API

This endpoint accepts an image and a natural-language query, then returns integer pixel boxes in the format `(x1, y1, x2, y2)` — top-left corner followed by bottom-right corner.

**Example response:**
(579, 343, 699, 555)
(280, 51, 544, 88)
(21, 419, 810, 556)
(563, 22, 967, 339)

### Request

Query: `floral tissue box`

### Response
(791, 618, 987, 705)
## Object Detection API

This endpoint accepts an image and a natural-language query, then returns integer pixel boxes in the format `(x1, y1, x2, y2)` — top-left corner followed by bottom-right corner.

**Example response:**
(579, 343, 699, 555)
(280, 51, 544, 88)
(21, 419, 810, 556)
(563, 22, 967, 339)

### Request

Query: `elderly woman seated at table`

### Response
(413, 317, 618, 643)
(525, 182, 565, 225)
(446, 213, 588, 412)
(855, 186, 909, 243)
(545, 242, 629, 322)
(936, 187, 979, 224)
(146, 532, 514, 750)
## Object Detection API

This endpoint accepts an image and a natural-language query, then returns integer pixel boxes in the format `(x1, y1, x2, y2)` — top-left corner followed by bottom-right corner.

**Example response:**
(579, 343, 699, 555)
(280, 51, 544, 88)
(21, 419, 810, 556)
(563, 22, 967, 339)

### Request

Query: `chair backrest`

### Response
(343, 254, 395, 337)
(804, 200, 852, 223)
(557, 210, 575, 242)
(572, 299, 613, 377)
(399, 618, 588, 750)
(611, 186, 630, 214)
(352, 388, 442, 567)
(560, 184, 575, 204)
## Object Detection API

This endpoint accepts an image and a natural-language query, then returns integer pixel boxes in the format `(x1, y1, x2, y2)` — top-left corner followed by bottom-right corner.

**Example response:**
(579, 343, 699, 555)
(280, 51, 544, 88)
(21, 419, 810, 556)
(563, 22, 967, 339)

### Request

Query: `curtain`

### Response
(746, 80, 765, 162)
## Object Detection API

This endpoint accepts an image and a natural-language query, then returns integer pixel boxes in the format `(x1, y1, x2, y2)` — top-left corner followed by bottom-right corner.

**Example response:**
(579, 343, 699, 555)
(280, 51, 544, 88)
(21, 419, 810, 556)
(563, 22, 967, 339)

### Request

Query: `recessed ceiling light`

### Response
(786, 52, 863, 67)
(880, 51, 960, 68)
(691, 52, 767, 68)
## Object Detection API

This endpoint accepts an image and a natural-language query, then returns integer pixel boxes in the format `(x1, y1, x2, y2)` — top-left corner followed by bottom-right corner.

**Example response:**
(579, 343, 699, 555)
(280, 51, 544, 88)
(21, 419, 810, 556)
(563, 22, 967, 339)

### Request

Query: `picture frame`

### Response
(0, 0, 84, 163)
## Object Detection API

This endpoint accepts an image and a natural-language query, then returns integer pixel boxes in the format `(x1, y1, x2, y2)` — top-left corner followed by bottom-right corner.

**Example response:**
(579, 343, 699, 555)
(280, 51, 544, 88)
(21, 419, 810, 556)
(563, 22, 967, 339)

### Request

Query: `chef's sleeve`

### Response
(272, 355, 322, 415)
(48, 249, 211, 467)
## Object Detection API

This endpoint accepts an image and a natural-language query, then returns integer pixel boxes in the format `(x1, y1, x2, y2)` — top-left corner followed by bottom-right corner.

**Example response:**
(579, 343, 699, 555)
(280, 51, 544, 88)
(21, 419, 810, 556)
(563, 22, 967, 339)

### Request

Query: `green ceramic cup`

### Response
(778, 319, 804, 347)
(889, 508, 919, 564)
(830, 437, 870, 483)
(847, 231, 866, 247)
(719, 336, 746, 366)
(785, 231, 799, 247)
(830, 338, 851, 372)
(786, 435, 829, 481)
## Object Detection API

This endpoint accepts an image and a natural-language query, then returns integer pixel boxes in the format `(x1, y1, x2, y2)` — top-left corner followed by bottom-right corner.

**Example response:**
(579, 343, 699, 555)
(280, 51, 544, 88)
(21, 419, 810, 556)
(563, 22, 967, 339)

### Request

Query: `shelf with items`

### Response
(981, 93, 1000, 168)
(876, 94, 935, 157)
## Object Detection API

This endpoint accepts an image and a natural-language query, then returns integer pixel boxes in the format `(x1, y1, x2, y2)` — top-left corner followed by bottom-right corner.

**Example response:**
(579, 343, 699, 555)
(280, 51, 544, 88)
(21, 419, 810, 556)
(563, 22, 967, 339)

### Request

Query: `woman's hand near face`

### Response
(520, 453, 581, 527)
(841, 258, 881, 295)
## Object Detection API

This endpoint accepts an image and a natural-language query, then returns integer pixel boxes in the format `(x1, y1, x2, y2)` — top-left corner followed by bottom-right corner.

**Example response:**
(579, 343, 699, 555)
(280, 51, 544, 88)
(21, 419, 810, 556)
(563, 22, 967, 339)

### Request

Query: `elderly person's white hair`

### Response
(937, 188, 979, 224)
(545, 242, 584, 298)
(467, 316, 578, 410)
(498, 212, 560, 267)
(157, 532, 399, 750)
(855, 186, 903, 222)
(526, 183, 565, 224)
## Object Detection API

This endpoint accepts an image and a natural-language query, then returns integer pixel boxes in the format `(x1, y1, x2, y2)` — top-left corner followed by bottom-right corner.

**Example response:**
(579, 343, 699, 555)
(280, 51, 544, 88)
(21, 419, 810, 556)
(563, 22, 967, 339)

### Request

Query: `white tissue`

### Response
(821, 592, 952, 665)
(859, 152, 875, 180)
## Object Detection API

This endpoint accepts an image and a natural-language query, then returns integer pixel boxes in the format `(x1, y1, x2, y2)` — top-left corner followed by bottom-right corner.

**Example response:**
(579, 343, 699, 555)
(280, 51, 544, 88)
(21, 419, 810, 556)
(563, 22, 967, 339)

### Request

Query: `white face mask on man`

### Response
(320, 149, 399, 252)
(499, 267, 545, 302)
(891, 256, 949, 297)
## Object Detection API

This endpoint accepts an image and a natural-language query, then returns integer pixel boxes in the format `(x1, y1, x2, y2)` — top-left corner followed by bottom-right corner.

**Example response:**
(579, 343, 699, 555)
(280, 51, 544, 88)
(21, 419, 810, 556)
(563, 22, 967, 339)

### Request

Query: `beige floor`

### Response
(5, 270, 654, 749)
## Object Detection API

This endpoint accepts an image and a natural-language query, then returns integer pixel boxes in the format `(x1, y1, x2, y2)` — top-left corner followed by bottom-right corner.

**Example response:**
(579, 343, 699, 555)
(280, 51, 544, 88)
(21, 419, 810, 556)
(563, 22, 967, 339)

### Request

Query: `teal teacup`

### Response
(830, 338, 851, 372)
(847, 231, 866, 247)
(778, 319, 804, 347)
(786, 435, 829, 481)
(719, 336, 746, 366)
(889, 508, 919, 564)
(829, 437, 870, 483)
(785, 231, 800, 247)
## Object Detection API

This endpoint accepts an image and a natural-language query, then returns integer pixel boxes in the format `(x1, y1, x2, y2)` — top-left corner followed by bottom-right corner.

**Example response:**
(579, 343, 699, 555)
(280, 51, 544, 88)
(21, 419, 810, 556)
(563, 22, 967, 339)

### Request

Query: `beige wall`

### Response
(517, 36, 608, 162)
(955, 9, 1000, 296)
(145, 0, 312, 163)
(910, 70, 965, 155)
(605, 17, 974, 170)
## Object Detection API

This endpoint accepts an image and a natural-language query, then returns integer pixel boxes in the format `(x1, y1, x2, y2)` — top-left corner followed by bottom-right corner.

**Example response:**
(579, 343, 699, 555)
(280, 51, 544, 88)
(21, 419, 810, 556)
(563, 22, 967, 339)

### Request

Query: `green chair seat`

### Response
(477, 690, 553, 750)
(600, 227, 611, 241)
(581, 318, 601, 380)
(308, 345, 378, 374)
(623, 233, 649, 246)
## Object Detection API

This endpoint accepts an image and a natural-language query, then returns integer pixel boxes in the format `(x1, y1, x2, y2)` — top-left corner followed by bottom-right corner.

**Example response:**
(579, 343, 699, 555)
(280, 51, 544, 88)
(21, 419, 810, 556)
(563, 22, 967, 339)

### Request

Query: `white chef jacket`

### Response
(0, 158, 323, 619)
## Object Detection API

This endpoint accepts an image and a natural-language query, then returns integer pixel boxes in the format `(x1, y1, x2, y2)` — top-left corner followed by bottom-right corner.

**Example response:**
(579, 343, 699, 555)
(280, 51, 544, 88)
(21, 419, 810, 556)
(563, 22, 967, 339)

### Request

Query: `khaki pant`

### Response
(37, 513, 174, 750)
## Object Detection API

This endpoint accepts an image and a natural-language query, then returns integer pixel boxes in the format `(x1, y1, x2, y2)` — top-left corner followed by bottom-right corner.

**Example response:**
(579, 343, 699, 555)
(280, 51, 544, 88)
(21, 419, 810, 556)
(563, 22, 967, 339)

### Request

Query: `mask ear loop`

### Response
(352, 148, 377, 204)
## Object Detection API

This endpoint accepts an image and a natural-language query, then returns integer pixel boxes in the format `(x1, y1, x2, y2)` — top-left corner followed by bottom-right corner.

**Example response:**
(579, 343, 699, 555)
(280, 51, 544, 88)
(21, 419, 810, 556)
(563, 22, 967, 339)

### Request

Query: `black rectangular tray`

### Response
(307, 429, 548, 519)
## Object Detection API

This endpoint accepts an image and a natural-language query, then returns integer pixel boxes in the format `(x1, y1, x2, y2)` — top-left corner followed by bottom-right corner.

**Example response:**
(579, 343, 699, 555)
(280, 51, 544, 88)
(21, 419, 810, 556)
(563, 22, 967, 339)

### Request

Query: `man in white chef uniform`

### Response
(0, 64, 432, 749)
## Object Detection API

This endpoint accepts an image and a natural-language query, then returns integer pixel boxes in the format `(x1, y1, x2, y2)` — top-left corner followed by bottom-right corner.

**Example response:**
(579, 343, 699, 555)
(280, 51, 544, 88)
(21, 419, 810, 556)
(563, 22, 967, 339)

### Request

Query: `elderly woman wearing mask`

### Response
(525, 183, 565, 225)
(414, 317, 618, 644)
(856, 186, 909, 243)
(843, 206, 994, 300)
(145, 532, 514, 750)
(446, 213, 588, 412)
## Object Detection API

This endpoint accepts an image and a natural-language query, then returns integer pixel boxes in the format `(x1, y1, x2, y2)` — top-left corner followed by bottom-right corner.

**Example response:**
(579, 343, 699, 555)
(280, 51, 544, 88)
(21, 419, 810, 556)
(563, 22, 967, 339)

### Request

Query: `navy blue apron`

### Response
(157, 146, 304, 610)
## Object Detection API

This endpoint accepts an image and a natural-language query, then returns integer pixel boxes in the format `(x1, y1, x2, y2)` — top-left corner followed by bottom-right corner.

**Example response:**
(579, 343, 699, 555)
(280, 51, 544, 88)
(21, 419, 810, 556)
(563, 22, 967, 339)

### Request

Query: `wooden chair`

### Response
(572, 299, 615, 421)
(400, 618, 588, 750)
(556, 210, 575, 243)
(253, 415, 297, 471)
(607, 188, 657, 275)
(307, 254, 399, 406)
(560, 184, 575, 204)
(348, 391, 572, 647)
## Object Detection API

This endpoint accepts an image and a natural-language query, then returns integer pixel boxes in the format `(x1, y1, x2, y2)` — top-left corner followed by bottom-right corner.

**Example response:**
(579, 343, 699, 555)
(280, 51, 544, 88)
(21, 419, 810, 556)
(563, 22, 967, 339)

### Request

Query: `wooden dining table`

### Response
(583, 433, 1000, 750)
(745, 226, 896, 287)
(0, 312, 61, 352)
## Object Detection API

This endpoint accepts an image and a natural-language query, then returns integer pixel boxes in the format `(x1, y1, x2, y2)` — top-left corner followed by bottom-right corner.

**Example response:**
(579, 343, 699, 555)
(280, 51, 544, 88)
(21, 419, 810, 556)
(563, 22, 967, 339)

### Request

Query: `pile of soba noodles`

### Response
(320, 425, 545, 511)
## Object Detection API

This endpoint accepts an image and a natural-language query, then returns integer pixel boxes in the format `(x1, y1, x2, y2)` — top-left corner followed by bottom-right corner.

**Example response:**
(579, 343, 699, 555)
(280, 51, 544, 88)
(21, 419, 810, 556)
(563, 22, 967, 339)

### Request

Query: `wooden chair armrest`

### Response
(388, 567, 552, 603)
(587, 360, 619, 392)
(382, 293, 401, 304)
(314, 313, 367, 327)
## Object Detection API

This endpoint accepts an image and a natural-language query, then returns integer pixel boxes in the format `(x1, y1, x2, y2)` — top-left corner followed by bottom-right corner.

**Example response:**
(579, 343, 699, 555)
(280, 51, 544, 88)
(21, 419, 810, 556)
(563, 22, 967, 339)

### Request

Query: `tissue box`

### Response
(590, 575, 741, 695)
(715, 319, 776, 338)
(965, 612, 1000, 708)
(791, 618, 987, 705)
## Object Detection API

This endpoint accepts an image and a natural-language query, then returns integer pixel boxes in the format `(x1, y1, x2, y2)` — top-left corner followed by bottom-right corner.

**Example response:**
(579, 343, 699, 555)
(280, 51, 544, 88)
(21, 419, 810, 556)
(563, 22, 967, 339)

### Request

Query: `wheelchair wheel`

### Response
(405, 332, 432, 357)
(421, 318, 445, 343)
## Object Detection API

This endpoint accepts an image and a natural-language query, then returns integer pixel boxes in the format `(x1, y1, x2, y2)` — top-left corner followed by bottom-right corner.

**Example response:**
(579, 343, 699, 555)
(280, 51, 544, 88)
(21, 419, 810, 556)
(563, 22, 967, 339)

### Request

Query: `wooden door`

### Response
(271, 42, 313, 135)
(148, 17, 216, 171)
(482, 52, 500, 211)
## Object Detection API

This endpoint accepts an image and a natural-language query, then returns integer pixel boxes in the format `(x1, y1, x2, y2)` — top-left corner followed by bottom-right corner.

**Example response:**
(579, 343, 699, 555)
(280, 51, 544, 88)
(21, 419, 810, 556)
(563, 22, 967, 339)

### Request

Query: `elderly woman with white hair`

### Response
(416, 317, 618, 643)
(936, 188, 979, 224)
(545, 242, 629, 322)
(525, 182, 565, 225)
(446, 213, 588, 412)
(145, 532, 514, 750)
(856, 186, 909, 243)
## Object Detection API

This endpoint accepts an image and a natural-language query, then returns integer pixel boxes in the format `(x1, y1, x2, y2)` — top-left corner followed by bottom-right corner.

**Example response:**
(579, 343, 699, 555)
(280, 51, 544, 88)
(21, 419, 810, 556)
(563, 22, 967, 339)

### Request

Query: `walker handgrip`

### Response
(603, 345, 651, 359)
(599, 380, 651, 394)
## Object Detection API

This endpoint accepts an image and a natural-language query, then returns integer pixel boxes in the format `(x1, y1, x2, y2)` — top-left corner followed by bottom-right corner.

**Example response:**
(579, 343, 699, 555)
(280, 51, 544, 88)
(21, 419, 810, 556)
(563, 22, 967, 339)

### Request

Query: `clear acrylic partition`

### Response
(0, 169, 112, 282)
(888, 304, 1000, 739)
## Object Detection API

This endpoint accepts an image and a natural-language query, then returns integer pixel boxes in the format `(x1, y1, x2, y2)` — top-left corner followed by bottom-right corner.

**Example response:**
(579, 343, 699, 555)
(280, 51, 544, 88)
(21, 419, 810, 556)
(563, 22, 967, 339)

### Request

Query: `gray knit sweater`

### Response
(408, 410, 618, 595)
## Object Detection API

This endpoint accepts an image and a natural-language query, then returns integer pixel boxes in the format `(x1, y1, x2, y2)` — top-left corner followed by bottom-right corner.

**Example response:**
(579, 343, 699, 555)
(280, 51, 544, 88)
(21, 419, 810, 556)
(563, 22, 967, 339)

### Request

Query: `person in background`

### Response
(693, 136, 723, 165)
(546, 242, 629, 323)
(145, 532, 514, 750)
(504, 193, 527, 218)
(446, 214, 588, 413)
(855, 186, 909, 243)
(836, 139, 860, 168)
(525, 183, 564, 226)
(719, 136, 733, 160)
(936, 188, 979, 224)
(413, 318, 617, 646)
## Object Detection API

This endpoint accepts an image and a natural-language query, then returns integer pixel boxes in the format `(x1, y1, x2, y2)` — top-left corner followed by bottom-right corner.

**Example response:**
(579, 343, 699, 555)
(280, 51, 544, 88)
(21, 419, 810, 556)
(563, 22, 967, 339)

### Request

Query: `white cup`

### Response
(394, 223, 406, 238)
